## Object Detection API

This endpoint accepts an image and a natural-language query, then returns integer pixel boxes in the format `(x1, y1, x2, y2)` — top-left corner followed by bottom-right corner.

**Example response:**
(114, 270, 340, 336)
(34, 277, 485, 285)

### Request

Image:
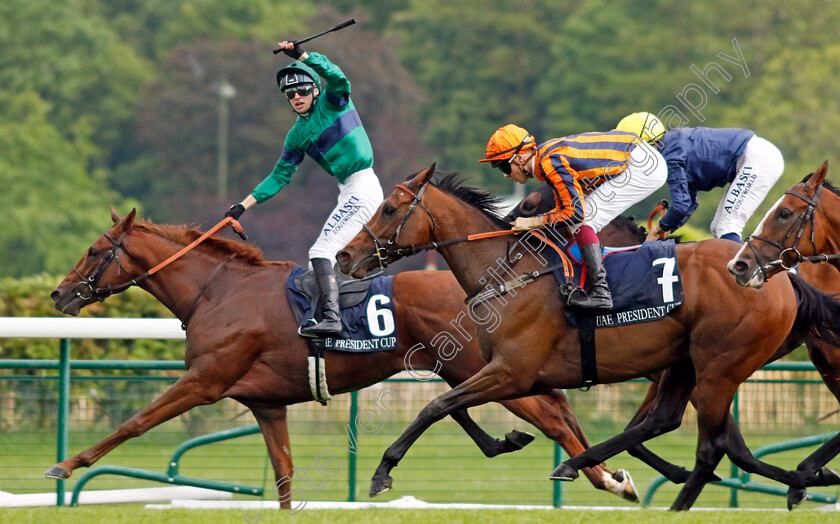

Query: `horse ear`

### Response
(408, 163, 436, 191)
(124, 208, 137, 230)
(110, 206, 121, 223)
(114, 208, 137, 233)
(811, 160, 829, 188)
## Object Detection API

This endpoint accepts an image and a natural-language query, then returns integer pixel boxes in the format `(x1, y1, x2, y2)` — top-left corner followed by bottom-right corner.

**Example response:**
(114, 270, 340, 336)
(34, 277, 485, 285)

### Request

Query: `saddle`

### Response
(558, 239, 684, 389)
(552, 239, 683, 328)
(293, 268, 372, 311)
(286, 266, 397, 405)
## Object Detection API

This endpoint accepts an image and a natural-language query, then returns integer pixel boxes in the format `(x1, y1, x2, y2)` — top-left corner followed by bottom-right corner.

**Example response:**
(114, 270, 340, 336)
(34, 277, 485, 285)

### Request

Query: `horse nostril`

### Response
(336, 251, 350, 264)
(728, 260, 746, 276)
(50, 289, 60, 302)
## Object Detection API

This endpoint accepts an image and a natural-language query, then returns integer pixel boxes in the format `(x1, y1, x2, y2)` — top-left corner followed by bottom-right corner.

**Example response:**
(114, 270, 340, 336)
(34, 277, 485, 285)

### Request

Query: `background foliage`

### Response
(2, 0, 839, 348)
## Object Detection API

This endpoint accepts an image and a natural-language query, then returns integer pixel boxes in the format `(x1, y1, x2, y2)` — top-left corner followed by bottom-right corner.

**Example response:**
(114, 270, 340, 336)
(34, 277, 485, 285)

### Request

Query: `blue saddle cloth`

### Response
(285, 266, 398, 352)
(558, 239, 683, 328)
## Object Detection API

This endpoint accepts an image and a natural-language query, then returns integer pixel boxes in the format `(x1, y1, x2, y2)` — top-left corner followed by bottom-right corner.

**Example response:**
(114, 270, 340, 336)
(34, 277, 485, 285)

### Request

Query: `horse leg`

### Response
(787, 340, 840, 509)
(670, 374, 838, 511)
(693, 342, 840, 510)
(44, 372, 226, 479)
(250, 405, 294, 510)
(550, 359, 696, 481)
(369, 360, 534, 497)
(449, 408, 535, 457)
(624, 382, 694, 484)
(499, 393, 639, 502)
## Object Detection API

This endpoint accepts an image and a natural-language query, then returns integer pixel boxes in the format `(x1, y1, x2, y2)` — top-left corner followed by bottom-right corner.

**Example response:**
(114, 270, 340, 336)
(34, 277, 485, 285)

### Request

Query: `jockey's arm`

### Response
(239, 194, 257, 211)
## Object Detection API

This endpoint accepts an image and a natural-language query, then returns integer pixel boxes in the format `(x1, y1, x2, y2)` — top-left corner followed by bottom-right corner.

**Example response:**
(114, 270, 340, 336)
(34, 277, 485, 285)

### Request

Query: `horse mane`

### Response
(134, 220, 267, 266)
(609, 214, 647, 241)
(431, 172, 510, 228)
(801, 172, 840, 197)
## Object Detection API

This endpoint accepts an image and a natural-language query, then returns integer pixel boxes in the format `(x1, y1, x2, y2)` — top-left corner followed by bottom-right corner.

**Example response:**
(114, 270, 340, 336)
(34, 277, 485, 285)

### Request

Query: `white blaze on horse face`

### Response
(728, 194, 785, 288)
(731, 195, 785, 263)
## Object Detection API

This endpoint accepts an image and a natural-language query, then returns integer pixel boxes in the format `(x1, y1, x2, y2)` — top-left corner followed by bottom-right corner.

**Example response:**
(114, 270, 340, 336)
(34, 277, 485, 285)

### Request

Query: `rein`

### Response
(647, 199, 669, 239)
(745, 185, 840, 281)
(361, 182, 575, 305)
(362, 183, 519, 269)
(74, 217, 246, 301)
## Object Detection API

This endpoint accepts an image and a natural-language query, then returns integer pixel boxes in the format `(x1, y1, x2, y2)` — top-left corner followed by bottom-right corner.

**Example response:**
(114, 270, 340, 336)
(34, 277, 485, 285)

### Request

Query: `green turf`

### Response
(2, 506, 839, 524)
(2, 422, 838, 510)
(2, 376, 839, 510)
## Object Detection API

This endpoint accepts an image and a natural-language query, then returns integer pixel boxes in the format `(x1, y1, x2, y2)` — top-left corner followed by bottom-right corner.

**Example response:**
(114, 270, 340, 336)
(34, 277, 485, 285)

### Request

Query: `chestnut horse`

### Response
(337, 165, 840, 510)
(512, 180, 840, 509)
(47, 207, 639, 508)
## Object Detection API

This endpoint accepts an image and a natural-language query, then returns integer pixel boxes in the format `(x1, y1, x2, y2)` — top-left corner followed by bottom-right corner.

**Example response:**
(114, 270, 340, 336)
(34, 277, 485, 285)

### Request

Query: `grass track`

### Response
(1, 506, 838, 524)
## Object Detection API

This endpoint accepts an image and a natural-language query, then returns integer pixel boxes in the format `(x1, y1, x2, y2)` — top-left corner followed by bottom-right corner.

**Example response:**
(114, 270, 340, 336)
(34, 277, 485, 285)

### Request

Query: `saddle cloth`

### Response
(285, 266, 398, 352)
(557, 239, 683, 328)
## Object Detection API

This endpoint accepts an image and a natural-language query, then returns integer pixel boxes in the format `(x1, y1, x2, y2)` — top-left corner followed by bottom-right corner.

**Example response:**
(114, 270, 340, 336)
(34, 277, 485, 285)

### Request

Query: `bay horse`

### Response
(512, 180, 840, 509)
(47, 207, 639, 508)
(336, 165, 840, 510)
(727, 161, 840, 506)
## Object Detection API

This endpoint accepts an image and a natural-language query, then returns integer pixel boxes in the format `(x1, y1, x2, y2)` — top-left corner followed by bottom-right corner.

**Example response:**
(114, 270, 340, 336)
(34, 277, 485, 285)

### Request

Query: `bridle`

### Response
(361, 183, 438, 269)
(72, 217, 245, 303)
(73, 230, 140, 301)
(745, 185, 839, 281)
(359, 183, 519, 270)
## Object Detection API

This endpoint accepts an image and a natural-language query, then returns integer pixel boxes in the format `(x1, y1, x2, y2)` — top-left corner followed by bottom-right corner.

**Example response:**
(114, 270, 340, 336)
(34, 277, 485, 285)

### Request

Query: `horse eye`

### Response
(382, 205, 397, 216)
(522, 202, 536, 213)
(87, 247, 99, 257)
(778, 208, 793, 220)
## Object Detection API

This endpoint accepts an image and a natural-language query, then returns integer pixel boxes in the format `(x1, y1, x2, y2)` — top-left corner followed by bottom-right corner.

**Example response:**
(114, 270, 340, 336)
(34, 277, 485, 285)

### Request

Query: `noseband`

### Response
(72, 230, 140, 301)
(745, 185, 838, 281)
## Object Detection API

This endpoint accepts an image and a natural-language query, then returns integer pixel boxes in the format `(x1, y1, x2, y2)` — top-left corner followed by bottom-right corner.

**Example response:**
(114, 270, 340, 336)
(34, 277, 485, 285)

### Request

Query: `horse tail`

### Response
(788, 272, 840, 347)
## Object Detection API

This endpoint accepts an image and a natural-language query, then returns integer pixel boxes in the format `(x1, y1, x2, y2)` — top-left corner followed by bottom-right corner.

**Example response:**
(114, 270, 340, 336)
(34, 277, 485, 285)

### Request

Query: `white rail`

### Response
(0, 317, 185, 339)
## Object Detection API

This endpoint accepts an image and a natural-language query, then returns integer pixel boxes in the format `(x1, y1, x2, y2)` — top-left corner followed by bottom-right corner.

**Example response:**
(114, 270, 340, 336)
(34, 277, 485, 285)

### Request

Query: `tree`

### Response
(0, 90, 135, 277)
(0, 0, 153, 163)
(382, 0, 570, 191)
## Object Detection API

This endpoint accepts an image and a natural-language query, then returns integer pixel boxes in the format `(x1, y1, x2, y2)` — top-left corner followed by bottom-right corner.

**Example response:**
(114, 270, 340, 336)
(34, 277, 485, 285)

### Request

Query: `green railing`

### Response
(641, 361, 839, 507)
(1, 318, 836, 508)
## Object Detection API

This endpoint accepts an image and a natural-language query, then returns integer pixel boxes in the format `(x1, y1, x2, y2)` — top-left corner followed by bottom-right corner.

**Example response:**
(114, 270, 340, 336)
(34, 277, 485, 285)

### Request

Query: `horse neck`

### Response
(126, 230, 230, 320)
(818, 190, 840, 265)
(598, 220, 645, 247)
(426, 188, 534, 293)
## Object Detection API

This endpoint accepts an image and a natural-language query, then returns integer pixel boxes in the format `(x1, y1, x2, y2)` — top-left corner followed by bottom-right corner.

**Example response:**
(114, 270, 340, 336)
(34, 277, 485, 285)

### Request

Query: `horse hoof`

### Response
(614, 469, 639, 503)
(44, 465, 71, 479)
(818, 466, 840, 485)
(787, 487, 807, 510)
(549, 462, 579, 481)
(505, 430, 535, 450)
(369, 475, 393, 498)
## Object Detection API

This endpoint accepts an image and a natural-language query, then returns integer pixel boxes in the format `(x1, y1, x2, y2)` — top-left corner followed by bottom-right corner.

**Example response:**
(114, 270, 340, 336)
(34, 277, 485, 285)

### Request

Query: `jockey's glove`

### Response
(225, 203, 246, 221)
(283, 43, 305, 60)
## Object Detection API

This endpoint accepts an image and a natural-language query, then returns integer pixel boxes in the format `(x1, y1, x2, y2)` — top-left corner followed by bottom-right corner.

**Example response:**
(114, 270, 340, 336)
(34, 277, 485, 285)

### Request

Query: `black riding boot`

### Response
(300, 258, 342, 336)
(566, 243, 613, 312)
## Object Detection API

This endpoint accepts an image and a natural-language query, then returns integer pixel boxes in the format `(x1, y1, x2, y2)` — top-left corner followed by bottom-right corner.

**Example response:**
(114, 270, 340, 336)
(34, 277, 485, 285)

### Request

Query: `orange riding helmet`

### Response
(480, 124, 536, 164)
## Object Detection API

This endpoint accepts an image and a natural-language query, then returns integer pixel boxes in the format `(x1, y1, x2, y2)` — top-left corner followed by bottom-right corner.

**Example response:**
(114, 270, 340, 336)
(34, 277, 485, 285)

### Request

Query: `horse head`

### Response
(52, 207, 140, 316)
(338, 164, 438, 278)
(503, 184, 556, 223)
(728, 161, 832, 288)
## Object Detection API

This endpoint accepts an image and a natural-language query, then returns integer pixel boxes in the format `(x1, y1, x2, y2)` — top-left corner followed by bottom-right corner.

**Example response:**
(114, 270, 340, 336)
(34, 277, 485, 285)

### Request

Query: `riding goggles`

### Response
(491, 158, 513, 175)
(284, 84, 315, 100)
